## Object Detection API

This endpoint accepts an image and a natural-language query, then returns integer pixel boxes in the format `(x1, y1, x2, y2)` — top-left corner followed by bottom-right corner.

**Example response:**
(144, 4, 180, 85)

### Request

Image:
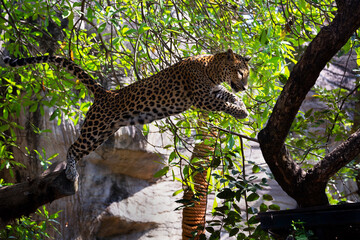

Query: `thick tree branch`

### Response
(307, 128, 360, 183)
(335, 0, 346, 12)
(0, 162, 76, 225)
(258, 0, 360, 207)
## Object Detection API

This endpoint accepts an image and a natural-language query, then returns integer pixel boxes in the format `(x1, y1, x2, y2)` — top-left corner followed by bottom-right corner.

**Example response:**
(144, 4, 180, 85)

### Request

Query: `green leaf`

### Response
(304, 108, 313, 118)
(252, 165, 260, 173)
(154, 166, 169, 178)
(233, 203, 241, 214)
(227, 135, 235, 149)
(68, 11, 74, 29)
(48, 153, 59, 161)
(139, 23, 150, 34)
(259, 29, 268, 45)
(269, 204, 281, 210)
(8, 168, 14, 178)
(29, 103, 38, 112)
(211, 157, 221, 168)
(142, 124, 149, 136)
(39, 105, 44, 116)
(206, 227, 214, 233)
(50, 109, 59, 121)
(0, 124, 9, 132)
(172, 189, 183, 196)
(168, 151, 177, 162)
(260, 203, 268, 212)
(3, 108, 8, 120)
(209, 231, 220, 239)
(279, 73, 288, 84)
(57, 115, 62, 126)
(229, 228, 239, 237)
(243, 226, 255, 232)
(247, 216, 259, 225)
(263, 194, 273, 201)
(124, 28, 137, 35)
(246, 192, 260, 202)
(215, 205, 229, 213)
(112, 37, 121, 45)
(86, 7, 94, 20)
(217, 188, 235, 199)
(183, 165, 190, 178)
(62, 10, 71, 18)
(94, 1, 103, 11)
(98, 23, 107, 33)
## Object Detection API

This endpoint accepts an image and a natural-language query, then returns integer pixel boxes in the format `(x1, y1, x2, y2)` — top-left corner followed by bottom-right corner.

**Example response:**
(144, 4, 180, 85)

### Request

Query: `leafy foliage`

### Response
(0, 0, 359, 239)
(289, 220, 315, 240)
(0, 206, 61, 240)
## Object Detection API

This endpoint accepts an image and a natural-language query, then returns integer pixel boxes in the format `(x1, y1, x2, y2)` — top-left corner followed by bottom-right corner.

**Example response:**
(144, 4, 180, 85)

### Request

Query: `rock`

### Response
(87, 148, 162, 180)
(95, 178, 183, 239)
(85, 123, 173, 181)
(96, 215, 157, 238)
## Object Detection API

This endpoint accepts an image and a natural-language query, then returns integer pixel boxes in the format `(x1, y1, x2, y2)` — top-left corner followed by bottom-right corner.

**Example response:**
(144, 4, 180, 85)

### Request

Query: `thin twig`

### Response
(198, 120, 258, 142)
(199, 120, 323, 159)
(239, 136, 251, 235)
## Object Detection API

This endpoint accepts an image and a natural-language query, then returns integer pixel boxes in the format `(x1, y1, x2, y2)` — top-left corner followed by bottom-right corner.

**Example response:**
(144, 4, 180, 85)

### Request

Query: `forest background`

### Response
(0, 0, 360, 239)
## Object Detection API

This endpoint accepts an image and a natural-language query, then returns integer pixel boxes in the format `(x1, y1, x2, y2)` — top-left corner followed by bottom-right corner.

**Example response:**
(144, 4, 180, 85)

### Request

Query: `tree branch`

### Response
(0, 162, 76, 225)
(335, 0, 346, 12)
(307, 128, 360, 183)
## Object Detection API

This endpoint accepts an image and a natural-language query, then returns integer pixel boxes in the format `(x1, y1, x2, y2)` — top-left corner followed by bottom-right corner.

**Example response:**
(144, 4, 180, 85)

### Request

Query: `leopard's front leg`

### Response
(194, 87, 249, 119)
(210, 85, 239, 103)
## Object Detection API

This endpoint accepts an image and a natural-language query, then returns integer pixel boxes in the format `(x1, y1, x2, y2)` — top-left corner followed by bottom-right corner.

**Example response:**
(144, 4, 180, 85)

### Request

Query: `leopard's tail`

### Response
(3, 55, 105, 95)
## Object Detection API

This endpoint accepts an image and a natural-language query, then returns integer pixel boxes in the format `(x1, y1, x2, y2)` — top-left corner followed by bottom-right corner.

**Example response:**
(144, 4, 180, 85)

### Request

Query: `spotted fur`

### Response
(4, 49, 250, 181)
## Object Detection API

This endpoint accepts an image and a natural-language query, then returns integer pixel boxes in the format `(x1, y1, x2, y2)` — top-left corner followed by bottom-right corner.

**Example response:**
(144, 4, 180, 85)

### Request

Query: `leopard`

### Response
(3, 49, 250, 182)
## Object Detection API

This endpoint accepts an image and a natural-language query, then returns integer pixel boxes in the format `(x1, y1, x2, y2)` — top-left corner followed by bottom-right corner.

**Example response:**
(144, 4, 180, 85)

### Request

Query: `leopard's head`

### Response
(222, 49, 250, 93)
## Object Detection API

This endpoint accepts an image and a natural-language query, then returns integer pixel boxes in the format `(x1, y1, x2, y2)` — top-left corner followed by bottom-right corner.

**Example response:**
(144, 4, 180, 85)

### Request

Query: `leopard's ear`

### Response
(227, 49, 236, 61)
(244, 56, 251, 62)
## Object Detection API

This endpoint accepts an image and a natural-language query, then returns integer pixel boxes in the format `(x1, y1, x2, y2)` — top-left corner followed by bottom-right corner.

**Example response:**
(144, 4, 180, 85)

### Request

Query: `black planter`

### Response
(257, 202, 360, 240)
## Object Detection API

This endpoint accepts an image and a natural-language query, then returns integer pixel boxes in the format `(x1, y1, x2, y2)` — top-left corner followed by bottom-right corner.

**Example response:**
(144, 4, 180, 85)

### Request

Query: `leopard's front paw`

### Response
(235, 100, 246, 108)
(233, 109, 249, 119)
(232, 101, 249, 119)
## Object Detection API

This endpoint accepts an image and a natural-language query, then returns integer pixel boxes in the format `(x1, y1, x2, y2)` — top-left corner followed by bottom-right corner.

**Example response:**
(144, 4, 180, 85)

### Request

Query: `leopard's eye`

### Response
(237, 70, 243, 78)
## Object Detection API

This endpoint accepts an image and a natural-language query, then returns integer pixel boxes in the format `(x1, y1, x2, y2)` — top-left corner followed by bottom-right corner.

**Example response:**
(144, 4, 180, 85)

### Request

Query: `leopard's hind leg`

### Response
(65, 104, 120, 181)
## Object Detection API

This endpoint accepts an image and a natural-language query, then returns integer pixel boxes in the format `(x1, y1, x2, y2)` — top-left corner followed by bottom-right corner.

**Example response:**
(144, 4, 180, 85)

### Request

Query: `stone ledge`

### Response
(96, 215, 157, 238)
(87, 148, 163, 181)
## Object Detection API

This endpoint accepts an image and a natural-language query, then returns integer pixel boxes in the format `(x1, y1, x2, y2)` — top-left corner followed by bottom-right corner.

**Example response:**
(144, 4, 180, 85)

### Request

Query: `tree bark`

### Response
(258, 0, 360, 207)
(0, 162, 76, 226)
(308, 128, 360, 182)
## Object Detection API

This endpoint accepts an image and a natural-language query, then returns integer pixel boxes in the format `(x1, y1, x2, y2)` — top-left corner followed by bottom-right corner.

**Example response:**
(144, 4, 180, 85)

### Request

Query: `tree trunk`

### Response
(354, 79, 360, 193)
(258, 0, 360, 207)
